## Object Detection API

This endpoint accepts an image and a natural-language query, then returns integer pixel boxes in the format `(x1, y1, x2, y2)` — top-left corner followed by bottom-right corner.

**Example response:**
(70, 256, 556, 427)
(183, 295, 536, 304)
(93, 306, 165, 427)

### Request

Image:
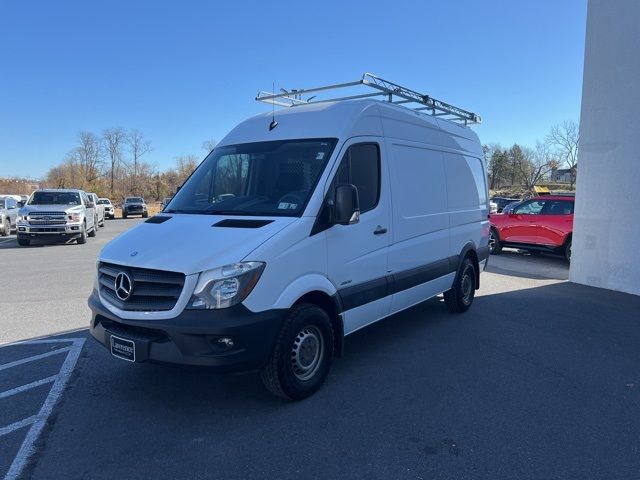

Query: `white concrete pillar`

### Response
(571, 0, 640, 295)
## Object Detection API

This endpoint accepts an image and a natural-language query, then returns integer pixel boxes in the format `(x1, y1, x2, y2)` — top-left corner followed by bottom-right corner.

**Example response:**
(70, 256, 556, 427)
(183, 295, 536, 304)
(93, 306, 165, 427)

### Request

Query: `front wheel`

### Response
(17, 237, 30, 246)
(444, 257, 477, 313)
(88, 223, 97, 237)
(77, 223, 87, 244)
(261, 304, 334, 400)
(0, 218, 9, 236)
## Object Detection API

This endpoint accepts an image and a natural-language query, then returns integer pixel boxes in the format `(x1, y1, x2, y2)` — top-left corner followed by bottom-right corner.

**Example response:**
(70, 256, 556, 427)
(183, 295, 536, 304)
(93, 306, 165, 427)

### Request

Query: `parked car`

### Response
(489, 196, 574, 261)
(491, 196, 521, 213)
(121, 197, 148, 218)
(89, 88, 489, 400)
(17, 189, 97, 246)
(88, 193, 105, 227)
(98, 198, 115, 219)
(500, 200, 523, 215)
(0, 196, 19, 236)
(161, 197, 172, 210)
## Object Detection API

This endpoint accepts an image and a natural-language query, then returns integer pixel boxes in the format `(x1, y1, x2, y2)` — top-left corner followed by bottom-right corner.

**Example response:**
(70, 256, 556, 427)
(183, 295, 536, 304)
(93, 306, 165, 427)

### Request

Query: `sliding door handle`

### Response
(373, 226, 387, 235)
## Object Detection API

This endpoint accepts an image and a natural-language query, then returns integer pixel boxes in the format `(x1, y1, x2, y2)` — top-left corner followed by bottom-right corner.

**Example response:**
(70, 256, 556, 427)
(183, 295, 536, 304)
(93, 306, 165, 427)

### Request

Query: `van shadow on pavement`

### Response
(11, 281, 640, 480)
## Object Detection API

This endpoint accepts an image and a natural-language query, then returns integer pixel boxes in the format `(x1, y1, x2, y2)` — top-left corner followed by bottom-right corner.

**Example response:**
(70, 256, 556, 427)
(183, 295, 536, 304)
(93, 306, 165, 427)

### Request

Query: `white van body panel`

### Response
(99, 215, 296, 275)
(97, 99, 487, 331)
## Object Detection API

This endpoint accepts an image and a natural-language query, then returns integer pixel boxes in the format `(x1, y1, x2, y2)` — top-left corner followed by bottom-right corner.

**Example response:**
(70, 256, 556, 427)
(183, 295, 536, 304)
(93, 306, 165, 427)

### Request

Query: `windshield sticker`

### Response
(316, 152, 325, 160)
(278, 202, 298, 210)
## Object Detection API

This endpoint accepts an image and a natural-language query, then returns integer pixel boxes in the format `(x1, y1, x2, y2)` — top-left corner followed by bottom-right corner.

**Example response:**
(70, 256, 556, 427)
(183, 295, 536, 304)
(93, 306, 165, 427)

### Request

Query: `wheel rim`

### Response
(567, 242, 572, 261)
(489, 231, 496, 252)
(461, 267, 474, 305)
(290, 325, 324, 381)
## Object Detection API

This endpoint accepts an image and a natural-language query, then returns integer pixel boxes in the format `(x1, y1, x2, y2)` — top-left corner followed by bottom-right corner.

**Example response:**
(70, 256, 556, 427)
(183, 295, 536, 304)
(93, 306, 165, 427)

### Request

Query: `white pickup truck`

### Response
(17, 189, 98, 246)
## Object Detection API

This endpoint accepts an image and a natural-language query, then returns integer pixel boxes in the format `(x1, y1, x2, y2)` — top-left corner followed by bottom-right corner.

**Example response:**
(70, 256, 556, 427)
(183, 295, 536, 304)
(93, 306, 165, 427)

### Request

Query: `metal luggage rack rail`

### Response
(256, 73, 481, 125)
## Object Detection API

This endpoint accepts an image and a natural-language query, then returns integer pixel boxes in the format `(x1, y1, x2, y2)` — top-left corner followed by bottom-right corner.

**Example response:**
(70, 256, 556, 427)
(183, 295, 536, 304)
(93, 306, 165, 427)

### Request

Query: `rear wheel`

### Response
(122, 212, 127, 219)
(444, 257, 477, 313)
(17, 237, 30, 246)
(1, 218, 9, 236)
(261, 304, 334, 400)
(489, 227, 502, 255)
(564, 240, 572, 262)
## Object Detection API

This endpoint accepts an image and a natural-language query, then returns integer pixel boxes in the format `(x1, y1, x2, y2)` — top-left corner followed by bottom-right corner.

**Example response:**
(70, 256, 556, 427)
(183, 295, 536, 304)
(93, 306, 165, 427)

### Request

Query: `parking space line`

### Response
(0, 375, 58, 400)
(0, 338, 85, 480)
(0, 347, 71, 372)
(0, 416, 39, 437)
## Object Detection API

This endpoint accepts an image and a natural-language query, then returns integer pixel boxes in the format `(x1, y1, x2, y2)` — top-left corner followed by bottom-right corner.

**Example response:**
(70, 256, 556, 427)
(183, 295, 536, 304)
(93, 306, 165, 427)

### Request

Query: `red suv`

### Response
(489, 196, 574, 261)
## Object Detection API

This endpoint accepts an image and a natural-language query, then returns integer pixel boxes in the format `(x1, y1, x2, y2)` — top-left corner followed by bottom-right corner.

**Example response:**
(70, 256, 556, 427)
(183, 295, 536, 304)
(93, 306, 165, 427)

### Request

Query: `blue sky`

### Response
(0, 0, 587, 178)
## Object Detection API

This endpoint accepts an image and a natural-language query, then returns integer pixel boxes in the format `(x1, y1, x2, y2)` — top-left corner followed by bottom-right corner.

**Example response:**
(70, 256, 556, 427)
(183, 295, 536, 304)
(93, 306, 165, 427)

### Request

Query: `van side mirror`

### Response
(334, 184, 360, 225)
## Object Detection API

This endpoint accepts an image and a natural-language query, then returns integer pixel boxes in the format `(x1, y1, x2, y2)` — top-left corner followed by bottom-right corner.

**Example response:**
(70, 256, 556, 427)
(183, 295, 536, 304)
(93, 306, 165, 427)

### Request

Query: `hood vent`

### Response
(213, 219, 273, 228)
(145, 215, 172, 224)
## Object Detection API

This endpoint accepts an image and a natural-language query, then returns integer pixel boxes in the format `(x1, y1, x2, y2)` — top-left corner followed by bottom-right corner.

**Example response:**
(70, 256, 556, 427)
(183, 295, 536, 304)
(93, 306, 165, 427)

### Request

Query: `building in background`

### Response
(571, 0, 640, 295)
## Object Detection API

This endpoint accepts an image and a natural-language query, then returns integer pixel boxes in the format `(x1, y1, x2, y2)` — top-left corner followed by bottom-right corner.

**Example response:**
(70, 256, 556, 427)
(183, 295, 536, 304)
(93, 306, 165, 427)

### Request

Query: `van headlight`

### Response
(187, 262, 265, 310)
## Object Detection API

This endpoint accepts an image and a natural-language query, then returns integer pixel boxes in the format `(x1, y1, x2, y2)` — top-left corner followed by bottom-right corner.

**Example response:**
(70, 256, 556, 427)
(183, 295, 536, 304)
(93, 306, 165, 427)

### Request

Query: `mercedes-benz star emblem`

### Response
(114, 272, 133, 301)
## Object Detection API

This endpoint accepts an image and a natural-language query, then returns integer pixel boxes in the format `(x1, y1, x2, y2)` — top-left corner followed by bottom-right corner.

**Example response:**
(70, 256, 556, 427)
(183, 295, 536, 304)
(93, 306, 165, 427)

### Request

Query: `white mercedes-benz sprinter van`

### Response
(89, 74, 489, 400)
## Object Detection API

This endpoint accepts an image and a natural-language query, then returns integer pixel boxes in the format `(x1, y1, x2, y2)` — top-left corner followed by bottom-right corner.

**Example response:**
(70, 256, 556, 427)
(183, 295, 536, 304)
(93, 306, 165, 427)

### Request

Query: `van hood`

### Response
(99, 214, 297, 275)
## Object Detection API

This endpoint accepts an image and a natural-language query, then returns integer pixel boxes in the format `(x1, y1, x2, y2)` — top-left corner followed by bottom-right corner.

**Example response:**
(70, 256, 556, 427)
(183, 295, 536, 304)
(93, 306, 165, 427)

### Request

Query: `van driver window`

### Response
(332, 144, 380, 213)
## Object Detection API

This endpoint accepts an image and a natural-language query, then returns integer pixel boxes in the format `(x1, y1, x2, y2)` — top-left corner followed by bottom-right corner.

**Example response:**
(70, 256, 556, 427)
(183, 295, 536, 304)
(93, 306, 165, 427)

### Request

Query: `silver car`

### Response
(88, 193, 105, 227)
(0, 196, 19, 236)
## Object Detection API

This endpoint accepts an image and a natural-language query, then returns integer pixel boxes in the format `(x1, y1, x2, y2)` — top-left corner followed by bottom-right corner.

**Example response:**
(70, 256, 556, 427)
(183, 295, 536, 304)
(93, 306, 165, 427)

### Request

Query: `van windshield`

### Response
(165, 139, 337, 216)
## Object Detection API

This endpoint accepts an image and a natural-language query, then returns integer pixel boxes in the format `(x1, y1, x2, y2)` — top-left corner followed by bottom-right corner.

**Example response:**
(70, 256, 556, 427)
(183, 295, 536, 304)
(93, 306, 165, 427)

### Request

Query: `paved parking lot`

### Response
(1, 221, 639, 479)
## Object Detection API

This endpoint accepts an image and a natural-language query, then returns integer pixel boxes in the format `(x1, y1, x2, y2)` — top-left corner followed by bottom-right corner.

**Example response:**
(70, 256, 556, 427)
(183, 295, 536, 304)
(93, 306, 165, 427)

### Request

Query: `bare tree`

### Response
(546, 120, 579, 188)
(127, 129, 152, 195)
(72, 131, 103, 188)
(517, 141, 558, 190)
(201, 139, 217, 153)
(102, 127, 128, 197)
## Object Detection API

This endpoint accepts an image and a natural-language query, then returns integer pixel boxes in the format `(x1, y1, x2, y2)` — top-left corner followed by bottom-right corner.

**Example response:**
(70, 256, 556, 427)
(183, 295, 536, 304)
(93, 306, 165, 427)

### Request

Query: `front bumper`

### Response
(88, 291, 285, 372)
(17, 222, 83, 238)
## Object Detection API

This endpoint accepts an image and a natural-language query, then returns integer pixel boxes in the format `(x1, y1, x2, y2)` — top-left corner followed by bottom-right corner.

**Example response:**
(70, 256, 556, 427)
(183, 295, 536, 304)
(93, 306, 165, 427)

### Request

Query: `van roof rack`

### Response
(256, 73, 481, 125)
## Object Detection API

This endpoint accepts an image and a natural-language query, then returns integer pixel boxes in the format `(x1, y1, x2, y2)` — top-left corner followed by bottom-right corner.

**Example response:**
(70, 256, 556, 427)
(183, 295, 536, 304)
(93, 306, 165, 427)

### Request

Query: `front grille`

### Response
(98, 262, 185, 312)
(28, 219, 67, 225)
(127, 205, 143, 211)
(29, 212, 67, 225)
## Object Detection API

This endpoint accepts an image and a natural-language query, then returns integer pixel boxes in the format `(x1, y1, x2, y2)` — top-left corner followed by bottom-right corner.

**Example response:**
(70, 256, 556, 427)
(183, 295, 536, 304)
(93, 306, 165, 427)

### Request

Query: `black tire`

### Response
(142, 212, 148, 218)
(88, 222, 97, 237)
(444, 257, 477, 313)
(122, 212, 127, 219)
(489, 227, 502, 255)
(99, 217, 105, 227)
(77, 223, 87, 244)
(261, 304, 334, 400)
(0, 218, 9, 236)
(17, 237, 30, 246)
(564, 239, 571, 262)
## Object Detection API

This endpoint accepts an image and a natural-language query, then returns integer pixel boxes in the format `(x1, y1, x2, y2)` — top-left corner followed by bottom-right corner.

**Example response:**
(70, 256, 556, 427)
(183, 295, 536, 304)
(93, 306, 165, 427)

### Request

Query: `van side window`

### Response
(333, 143, 380, 213)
